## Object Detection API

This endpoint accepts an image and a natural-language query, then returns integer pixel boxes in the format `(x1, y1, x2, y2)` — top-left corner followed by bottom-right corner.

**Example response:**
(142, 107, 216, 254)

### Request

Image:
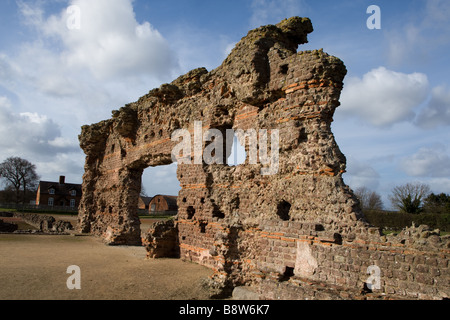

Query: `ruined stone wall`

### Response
(79, 17, 449, 299)
(233, 224, 449, 300)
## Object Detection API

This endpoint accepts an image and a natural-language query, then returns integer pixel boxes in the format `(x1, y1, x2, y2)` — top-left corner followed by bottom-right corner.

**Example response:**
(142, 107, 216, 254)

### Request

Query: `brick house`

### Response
(148, 195, 178, 214)
(138, 196, 153, 212)
(36, 176, 82, 209)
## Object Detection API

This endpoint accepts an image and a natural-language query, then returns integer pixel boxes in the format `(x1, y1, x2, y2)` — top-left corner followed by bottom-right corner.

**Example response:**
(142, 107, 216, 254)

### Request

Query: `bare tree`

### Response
(0, 157, 39, 204)
(354, 186, 383, 211)
(389, 182, 431, 214)
(140, 183, 149, 197)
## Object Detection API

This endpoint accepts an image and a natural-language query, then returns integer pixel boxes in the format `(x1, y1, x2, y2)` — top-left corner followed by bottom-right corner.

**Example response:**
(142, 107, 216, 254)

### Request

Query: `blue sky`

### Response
(0, 0, 449, 209)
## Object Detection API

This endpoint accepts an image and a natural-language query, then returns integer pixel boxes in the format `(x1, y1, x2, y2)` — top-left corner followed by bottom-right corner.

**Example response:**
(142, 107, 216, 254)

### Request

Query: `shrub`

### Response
(363, 210, 450, 232)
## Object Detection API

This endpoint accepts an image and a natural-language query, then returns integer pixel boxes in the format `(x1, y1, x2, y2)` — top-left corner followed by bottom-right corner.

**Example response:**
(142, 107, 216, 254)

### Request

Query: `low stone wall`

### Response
(250, 224, 449, 300)
(12, 212, 73, 233)
(0, 212, 14, 218)
(13, 212, 55, 231)
(145, 220, 449, 300)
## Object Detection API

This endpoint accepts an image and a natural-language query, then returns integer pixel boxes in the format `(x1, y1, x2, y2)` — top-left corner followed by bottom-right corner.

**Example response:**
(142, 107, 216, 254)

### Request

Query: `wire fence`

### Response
(138, 209, 177, 216)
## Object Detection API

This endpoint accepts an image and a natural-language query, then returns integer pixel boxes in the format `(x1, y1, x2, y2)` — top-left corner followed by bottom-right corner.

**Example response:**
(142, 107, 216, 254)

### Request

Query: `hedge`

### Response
(363, 210, 450, 232)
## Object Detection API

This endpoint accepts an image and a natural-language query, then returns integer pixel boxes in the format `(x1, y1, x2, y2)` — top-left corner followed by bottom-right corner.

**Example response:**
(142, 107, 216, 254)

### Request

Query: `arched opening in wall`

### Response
(276, 200, 291, 221)
(139, 163, 181, 230)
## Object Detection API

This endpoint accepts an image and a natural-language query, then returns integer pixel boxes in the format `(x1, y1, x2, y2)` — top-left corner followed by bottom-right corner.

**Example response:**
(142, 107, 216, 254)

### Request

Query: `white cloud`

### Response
(36, 153, 84, 184)
(18, 0, 177, 81)
(0, 0, 178, 127)
(427, 178, 450, 195)
(343, 157, 380, 191)
(339, 67, 429, 127)
(48, 137, 78, 149)
(0, 96, 79, 157)
(386, 0, 450, 66)
(0, 0, 185, 189)
(401, 144, 450, 178)
(415, 85, 450, 129)
(0, 95, 84, 182)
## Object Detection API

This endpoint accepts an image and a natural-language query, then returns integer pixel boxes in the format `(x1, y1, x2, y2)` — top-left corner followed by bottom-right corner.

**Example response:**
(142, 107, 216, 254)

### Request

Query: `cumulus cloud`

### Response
(0, 0, 182, 182)
(415, 85, 450, 129)
(0, 96, 79, 157)
(0, 0, 179, 127)
(401, 144, 450, 178)
(17, 0, 177, 80)
(0, 95, 84, 181)
(339, 67, 429, 127)
(344, 157, 380, 191)
(37, 153, 85, 184)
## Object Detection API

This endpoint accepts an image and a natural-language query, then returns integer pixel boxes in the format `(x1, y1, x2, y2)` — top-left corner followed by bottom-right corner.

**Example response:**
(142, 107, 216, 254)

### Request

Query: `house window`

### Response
(70, 199, 76, 208)
(48, 198, 54, 206)
(49, 189, 55, 195)
(70, 190, 76, 196)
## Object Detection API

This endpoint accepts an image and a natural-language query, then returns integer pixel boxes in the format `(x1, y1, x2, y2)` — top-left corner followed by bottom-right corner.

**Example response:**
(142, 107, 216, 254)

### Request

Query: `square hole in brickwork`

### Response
(187, 206, 195, 219)
(276, 200, 291, 221)
(200, 221, 207, 233)
(280, 266, 295, 282)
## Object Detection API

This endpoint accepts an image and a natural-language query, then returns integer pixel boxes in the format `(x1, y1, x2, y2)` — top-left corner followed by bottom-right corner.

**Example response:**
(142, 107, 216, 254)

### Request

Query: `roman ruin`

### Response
(78, 17, 449, 299)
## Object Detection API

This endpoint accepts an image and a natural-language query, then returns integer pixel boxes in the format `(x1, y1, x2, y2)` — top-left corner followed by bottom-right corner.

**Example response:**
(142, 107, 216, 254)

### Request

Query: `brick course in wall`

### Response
(78, 17, 449, 299)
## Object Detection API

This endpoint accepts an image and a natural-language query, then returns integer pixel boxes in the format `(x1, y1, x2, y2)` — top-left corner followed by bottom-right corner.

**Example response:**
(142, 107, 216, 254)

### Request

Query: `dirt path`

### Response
(0, 234, 214, 300)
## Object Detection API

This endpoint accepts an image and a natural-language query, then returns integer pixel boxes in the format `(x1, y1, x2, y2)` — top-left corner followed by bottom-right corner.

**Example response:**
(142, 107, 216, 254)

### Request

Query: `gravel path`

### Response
(0, 234, 213, 300)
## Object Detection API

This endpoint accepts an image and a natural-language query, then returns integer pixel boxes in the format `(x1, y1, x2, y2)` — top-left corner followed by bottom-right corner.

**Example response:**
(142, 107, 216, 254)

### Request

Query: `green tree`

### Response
(389, 182, 431, 214)
(423, 193, 450, 214)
